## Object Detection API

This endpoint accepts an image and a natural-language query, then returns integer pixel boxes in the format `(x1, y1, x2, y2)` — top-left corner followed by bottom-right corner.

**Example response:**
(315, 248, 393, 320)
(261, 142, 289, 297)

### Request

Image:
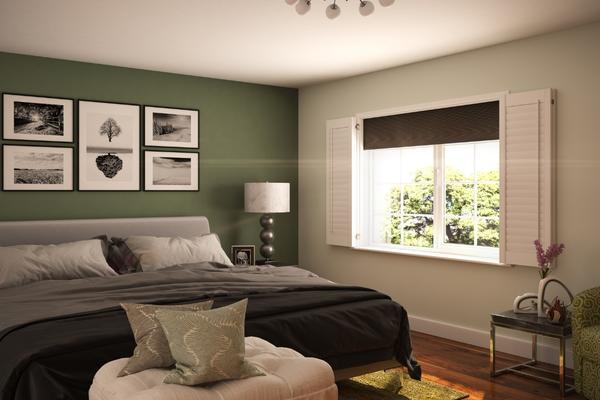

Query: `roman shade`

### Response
(363, 101, 500, 150)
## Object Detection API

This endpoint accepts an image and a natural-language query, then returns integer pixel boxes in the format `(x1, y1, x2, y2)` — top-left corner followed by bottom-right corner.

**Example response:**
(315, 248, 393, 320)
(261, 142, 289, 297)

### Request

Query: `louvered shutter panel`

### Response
(326, 117, 357, 247)
(501, 89, 555, 266)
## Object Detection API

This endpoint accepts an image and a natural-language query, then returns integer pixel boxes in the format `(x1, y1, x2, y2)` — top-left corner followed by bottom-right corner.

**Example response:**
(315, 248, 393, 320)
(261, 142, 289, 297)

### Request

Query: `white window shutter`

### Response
(501, 89, 555, 266)
(326, 117, 357, 247)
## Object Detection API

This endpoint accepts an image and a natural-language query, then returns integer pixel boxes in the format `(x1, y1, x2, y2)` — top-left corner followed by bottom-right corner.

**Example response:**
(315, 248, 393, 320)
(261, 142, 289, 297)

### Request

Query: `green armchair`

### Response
(573, 286, 600, 399)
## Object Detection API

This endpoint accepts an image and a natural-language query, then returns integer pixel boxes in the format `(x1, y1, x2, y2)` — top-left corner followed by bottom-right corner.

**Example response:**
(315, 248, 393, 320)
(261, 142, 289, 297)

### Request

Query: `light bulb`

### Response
(379, 0, 395, 6)
(359, 0, 375, 16)
(325, 3, 341, 19)
(295, 0, 311, 15)
(285, 0, 297, 5)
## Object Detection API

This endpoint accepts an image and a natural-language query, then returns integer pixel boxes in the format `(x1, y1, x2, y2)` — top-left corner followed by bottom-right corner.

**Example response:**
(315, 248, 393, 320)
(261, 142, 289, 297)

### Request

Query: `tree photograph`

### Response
(99, 118, 122, 142)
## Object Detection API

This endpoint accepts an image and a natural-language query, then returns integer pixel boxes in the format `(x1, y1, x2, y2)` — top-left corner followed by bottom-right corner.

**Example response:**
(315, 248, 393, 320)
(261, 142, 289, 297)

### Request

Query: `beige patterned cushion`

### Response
(155, 299, 263, 386)
(118, 300, 213, 377)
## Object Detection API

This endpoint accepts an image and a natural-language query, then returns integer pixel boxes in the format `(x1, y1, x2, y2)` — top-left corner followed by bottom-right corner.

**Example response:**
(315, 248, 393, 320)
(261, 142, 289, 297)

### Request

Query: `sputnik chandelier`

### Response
(286, 0, 395, 19)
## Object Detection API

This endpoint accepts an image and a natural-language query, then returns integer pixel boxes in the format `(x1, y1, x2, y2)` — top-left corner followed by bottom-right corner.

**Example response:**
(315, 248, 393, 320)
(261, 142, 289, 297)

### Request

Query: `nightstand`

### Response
(255, 260, 292, 267)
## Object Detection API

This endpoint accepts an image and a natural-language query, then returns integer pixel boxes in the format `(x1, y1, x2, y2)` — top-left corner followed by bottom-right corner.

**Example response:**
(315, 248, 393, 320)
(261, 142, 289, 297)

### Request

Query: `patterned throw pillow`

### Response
(109, 237, 142, 274)
(155, 298, 263, 386)
(118, 300, 214, 377)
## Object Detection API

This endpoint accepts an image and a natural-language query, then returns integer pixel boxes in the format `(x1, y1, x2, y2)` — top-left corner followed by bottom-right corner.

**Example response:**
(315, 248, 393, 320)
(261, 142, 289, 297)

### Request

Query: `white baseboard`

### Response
(409, 314, 573, 369)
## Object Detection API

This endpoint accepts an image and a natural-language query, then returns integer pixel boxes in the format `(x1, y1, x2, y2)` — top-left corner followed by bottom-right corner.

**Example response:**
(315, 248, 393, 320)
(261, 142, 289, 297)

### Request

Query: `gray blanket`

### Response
(0, 262, 334, 338)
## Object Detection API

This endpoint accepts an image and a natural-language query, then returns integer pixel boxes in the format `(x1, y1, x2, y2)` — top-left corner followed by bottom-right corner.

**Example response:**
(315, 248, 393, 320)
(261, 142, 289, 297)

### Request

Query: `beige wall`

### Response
(298, 22, 600, 342)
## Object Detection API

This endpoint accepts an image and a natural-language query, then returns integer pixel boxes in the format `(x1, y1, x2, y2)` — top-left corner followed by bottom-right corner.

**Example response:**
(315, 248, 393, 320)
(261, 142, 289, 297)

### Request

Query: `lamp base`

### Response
(259, 214, 275, 261)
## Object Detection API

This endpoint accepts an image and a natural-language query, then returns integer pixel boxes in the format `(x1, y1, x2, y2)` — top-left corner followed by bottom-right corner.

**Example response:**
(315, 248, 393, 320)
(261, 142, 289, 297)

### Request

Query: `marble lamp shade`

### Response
(244, 182, 290, 262)
(244, 182, 290, 214)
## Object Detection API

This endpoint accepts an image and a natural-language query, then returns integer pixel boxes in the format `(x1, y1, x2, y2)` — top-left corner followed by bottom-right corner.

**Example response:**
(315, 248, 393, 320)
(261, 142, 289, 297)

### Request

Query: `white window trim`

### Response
(355, 92, 508, 264)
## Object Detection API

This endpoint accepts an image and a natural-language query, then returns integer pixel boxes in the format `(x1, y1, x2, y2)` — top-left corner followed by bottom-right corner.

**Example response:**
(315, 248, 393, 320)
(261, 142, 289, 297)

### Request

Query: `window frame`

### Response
(356, 92, 507, 263)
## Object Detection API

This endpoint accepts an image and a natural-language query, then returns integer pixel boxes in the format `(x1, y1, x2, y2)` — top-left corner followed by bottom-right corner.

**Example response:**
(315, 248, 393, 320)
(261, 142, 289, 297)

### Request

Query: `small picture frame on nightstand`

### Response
(231, 245, 255, 266)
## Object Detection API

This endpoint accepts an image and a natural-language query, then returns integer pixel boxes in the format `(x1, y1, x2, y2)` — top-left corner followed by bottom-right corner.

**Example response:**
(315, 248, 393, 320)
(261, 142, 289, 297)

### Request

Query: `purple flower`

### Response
(533, 240, 565, 279)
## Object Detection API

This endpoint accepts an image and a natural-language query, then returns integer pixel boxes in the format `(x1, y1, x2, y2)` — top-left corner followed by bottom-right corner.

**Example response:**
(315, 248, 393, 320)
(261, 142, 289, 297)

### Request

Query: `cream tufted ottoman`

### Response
(90, 337, 338, 400)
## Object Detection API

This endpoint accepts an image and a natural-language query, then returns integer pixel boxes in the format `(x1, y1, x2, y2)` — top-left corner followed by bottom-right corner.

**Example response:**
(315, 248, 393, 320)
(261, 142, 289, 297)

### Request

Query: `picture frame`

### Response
(78, 100, 140, 191)
(144, 106, 199, 148)
(2, 144, 74, 191)
(3, 93, 74, 143)
(144, 151, 199, 191)
(231, 245, 255, 266)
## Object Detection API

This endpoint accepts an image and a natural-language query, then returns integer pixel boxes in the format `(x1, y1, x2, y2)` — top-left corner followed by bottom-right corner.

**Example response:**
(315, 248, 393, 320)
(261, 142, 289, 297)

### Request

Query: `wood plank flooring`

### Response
(411, 331, 585, 400)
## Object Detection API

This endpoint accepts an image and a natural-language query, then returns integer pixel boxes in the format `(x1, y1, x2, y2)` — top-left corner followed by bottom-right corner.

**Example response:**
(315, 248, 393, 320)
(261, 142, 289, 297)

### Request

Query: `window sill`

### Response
(352, 245, 508, 267)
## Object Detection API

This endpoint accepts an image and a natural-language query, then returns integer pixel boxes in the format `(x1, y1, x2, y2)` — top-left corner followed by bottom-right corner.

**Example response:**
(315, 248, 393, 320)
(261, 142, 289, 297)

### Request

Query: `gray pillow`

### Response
(156, 298, 263, 386)
(125, 234, 233, 272)
(0, 239, 116, 289)
(119, 300, 213, 377)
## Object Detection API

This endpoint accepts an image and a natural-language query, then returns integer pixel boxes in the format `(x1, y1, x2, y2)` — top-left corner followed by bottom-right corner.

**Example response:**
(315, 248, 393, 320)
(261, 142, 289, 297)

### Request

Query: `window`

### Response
(364, 141, 499, 260)
(369, 146, 434, 248)
(444, 142, 500, 251)
(326, 89, 554, 266)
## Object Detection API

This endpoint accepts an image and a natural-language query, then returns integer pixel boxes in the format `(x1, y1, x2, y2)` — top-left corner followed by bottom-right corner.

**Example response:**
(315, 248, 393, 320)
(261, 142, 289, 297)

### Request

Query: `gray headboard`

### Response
(0, 216, 210, 246)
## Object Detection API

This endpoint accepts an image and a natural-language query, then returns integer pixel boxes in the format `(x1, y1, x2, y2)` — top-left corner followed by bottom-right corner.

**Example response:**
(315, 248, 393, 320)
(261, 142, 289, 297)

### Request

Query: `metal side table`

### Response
(490, 310, 575, 397)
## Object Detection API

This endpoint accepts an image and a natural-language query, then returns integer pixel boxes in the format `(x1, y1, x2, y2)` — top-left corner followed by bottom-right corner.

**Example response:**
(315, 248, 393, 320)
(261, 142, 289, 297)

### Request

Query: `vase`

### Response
(537, 277, 574, 317)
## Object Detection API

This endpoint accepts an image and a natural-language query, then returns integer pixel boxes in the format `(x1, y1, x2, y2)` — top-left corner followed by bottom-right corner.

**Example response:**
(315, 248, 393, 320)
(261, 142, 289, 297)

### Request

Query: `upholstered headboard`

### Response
(0, 216, 210, 246)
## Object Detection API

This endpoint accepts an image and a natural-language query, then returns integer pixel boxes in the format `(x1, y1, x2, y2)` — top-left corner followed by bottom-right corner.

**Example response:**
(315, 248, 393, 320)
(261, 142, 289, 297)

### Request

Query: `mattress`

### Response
(89, 337, 338, 400)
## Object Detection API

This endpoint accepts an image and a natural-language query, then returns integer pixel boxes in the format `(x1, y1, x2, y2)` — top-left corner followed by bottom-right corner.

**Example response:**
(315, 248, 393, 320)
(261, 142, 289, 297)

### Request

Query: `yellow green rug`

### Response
(338, 368, 469, 400)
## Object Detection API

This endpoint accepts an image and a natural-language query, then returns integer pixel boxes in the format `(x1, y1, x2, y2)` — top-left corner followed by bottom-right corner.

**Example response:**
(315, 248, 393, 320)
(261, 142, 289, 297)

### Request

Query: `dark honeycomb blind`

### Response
(363, 101, 499, 149)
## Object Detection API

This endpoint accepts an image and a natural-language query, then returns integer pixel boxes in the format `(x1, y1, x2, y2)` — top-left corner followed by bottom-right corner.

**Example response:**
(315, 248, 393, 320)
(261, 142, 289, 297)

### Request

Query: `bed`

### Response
(0, 216, 419, 400)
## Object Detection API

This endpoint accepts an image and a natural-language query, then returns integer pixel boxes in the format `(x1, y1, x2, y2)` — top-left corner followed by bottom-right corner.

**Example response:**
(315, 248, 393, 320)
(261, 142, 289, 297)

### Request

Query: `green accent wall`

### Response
(0, 52, 298, 263)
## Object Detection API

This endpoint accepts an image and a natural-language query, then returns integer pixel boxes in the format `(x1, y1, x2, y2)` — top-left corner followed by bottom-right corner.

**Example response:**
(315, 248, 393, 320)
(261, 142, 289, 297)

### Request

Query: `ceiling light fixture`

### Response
(287, 0, 394, 19)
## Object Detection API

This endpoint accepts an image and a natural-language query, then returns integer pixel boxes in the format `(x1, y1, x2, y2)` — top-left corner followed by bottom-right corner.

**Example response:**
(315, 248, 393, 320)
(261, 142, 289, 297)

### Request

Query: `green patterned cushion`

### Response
(118, 300, 213, 377)
(155, 299, 263, 386)
(581, 358, 600, 400)
(580, 326, 600, 364)
(572, 286, 600, 399)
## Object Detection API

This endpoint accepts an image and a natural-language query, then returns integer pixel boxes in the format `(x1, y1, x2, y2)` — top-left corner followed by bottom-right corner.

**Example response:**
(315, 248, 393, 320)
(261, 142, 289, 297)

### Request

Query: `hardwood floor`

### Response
(411, 331, 585, 400)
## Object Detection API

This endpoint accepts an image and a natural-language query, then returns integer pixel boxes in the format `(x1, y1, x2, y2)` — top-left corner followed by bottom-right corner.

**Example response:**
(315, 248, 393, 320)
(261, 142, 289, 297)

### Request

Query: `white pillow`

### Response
(0, 239, 117, 289)
(125, 234, 233, 272)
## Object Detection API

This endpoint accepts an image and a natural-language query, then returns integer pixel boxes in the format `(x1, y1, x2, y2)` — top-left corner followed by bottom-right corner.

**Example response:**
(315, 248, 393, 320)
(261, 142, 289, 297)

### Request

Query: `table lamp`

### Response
(244, 182, 290, 262)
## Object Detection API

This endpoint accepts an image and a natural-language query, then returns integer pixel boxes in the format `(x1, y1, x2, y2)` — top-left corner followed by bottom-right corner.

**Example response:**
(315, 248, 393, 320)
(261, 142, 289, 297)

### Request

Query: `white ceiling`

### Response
(1, 0, 600, 88)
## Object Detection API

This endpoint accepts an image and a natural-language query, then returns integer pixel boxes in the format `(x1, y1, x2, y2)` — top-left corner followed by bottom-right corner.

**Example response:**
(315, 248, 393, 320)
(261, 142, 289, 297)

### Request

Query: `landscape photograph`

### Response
(14, 101, 64, 136)
(152, 156, 192, 185)
(14, 151, 64, 184)
(152, 112, 192, 143)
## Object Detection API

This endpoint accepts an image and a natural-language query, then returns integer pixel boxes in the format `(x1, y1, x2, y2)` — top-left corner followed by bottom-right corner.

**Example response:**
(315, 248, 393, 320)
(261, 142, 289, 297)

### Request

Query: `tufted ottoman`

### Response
(90, 336, 338, 400)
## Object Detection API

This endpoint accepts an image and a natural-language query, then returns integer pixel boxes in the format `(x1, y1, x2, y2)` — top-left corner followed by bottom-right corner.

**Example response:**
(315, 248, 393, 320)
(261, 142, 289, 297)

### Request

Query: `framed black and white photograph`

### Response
(144, 106, 198, 148)
(79, 100, 140, 191)
(3, 93, 73, 142)
(144, 151, 198, 191)
(2, 145, 73, 191)
(231, 245, 255, 266)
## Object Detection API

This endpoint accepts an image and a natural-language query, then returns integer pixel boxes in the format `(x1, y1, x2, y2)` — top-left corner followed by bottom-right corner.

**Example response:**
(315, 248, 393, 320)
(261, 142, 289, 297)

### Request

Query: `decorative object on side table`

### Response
(513, 240, 573, 321)
(244, 182, 290, 263)
(547, 296, 568, 324)
(231, 245, 255, 266)
(534, 240, 573, 318)
(78, 100, 140, 191)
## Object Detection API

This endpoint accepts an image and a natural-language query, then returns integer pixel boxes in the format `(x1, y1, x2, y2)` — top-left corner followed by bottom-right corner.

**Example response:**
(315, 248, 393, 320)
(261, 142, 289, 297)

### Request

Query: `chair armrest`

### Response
(572, 287, 600, 336)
